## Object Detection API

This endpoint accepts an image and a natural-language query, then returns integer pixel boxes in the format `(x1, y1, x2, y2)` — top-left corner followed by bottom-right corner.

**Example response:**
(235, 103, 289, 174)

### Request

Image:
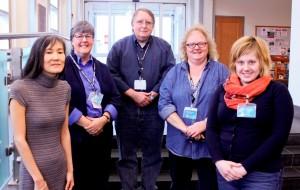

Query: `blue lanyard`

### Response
(69, 55, 97, 91)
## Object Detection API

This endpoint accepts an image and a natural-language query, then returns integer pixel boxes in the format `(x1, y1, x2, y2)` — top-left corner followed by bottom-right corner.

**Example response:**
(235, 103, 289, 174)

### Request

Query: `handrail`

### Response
(0, 32, 69, 41)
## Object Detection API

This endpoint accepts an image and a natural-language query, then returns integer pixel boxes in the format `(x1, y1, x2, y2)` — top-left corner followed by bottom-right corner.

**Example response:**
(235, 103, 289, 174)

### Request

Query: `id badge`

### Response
(237, 103, 256, 118)
(134, 79, 146, 90)
(88, 91, 103, 109)
(183, 107, 198, 120)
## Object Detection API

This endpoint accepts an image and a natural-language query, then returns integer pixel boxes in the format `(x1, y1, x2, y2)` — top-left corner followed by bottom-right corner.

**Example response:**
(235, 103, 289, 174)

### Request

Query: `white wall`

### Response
(289, 0, 300, 106)
(213, 0, 299, 133)
(214, 0, 292, 35)
(203, 0, 214, 35)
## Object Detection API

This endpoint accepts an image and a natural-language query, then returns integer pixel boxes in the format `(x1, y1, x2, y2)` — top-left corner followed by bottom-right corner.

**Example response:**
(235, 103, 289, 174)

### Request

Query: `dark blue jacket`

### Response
(207, 81, 294, 173)
(61, 51, 121, 141)
(107, 35, 175, 117)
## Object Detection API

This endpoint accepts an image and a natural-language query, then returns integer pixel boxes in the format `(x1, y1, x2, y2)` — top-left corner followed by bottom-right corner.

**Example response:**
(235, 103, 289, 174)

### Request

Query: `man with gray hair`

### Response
(107, 8, 175, 190)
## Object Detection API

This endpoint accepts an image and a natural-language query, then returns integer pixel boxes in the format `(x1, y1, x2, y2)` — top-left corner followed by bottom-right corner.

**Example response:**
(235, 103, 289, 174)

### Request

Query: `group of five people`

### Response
(9, 8, 293, 190)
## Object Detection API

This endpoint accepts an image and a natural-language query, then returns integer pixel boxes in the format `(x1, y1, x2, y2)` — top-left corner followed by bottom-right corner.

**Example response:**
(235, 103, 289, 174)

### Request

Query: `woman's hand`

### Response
(64, 171, 74, 190)
(215, 160, 244, 181)
(34, 179, 48, 190)
(77, 115, 92, 129)
(186, 119, 206, 138)
(86, 116, 107, 135)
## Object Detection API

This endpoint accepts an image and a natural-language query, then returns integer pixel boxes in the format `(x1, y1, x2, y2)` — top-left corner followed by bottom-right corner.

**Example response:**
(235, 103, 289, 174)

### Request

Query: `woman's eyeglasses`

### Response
(186, 42, 208, 49)
(74, 33, 93, 40)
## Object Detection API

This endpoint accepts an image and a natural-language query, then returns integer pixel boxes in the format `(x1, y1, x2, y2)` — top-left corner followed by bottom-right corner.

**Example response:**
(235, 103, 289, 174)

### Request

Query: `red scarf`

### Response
(224, 74, 272, 109)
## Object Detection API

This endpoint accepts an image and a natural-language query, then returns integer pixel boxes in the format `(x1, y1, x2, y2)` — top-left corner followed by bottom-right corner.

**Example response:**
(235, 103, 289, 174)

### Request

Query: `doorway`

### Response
(215, 16, 244, 65)
(85, 1, 186, 63)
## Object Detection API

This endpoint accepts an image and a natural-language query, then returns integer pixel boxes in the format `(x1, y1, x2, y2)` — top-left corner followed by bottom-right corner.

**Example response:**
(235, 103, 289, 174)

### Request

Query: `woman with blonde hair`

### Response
(206, 36, 294, 190)
(159, 24, 228, 190)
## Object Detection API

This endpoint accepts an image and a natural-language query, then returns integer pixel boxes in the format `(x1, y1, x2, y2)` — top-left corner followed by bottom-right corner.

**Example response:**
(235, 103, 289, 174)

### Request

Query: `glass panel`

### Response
(111, 3, 133, 42)
(95, 15, 109, 55)
(0, 50, 9, 188)
(86, 2, 185, 63)
(22, 47, 31, 68)
(50, 0, 58, 8)
(0, 11, 9, 50)
(113, 15, 132, 42)
(0, 0, 9, 12)
(50, 6, 58, 31)
(161, 4, 186, 63)
(90, 2, 134, 63)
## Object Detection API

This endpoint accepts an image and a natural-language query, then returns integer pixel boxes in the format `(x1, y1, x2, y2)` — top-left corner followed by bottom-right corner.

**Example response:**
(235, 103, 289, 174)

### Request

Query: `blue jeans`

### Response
(116, 109, 164, 190)
(217, 170, 283, 190)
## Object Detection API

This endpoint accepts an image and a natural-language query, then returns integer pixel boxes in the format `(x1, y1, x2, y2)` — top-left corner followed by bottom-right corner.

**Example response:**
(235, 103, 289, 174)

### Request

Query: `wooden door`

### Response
(215, 16, 244, 65)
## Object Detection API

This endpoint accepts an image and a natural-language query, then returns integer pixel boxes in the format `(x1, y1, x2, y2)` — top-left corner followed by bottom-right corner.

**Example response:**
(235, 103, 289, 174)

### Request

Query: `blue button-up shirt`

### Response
(158, 60, 229, 159)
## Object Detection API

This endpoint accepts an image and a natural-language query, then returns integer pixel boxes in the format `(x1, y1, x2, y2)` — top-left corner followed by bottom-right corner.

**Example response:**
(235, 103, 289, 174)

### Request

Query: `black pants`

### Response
(169, 151, 218, 190)
(71, 126, 112, 190)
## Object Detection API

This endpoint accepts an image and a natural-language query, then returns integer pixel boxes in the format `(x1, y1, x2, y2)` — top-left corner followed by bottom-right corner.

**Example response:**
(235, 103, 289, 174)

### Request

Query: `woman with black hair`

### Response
(9, 35, 74, 190)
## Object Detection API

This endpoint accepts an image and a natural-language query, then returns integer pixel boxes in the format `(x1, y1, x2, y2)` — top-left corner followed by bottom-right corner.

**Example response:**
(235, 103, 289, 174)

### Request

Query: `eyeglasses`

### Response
(186, 42, 208, 49)
(74, 33, 93, 40)
(135, 20, 153, 26)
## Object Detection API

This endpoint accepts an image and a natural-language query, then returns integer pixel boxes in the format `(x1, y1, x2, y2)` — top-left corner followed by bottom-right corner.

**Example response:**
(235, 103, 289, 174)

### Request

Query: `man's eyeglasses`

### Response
(74, 33, 93, 40)
(135, 20, 153, 26)
(186, 42, 208, 49)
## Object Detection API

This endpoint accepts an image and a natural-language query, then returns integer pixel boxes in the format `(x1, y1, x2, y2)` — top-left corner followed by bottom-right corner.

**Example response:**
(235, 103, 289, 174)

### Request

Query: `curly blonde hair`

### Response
(180, 24, 219, 62)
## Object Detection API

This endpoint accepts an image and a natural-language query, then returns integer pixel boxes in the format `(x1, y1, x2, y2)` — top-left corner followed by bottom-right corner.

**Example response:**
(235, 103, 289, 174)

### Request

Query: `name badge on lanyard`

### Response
(134, 79, 147, 90)
(237, 103, 256, 118)
(183, 107, 198, 120)
(134, 43, 150, 91)
(88, 91, 103, 109)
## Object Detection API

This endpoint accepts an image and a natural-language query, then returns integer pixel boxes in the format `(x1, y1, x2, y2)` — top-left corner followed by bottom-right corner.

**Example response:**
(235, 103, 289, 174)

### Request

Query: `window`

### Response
(49, 0, 58, 32)
(86, 2, 186, 63)
(0, 0, 9, 50)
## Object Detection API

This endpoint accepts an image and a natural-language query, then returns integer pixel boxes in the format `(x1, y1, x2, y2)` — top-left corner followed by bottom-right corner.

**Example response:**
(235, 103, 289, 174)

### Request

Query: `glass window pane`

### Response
(113, 15, 132, 41)
(0, 13, 9, 32)
(86, 2, 185, 63)
(0, 0, 9, 12)
(111, 3, 134, 42)
(50, 0, 58, 8)
(0, 40, 9, 50)
(0, 12, 9, 50)
(95, 15, 109, 54)
(162, 16, 172, 44)
(50, 6, 58, 31)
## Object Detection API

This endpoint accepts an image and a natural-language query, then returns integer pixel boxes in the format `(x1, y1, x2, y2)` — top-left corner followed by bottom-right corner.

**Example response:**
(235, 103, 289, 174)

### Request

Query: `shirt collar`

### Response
(180, 59, 212, 71)
(71, 50, 94, 67)
(132, 34, 152, 48)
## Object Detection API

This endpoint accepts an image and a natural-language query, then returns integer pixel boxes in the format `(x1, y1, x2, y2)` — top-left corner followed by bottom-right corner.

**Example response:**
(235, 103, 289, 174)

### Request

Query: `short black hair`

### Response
(22, 35, 66, 79)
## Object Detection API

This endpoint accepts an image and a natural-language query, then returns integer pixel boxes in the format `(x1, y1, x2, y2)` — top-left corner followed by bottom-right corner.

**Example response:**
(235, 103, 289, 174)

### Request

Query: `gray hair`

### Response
(70, 21, 95, 40)
(131, 8, 155, 26)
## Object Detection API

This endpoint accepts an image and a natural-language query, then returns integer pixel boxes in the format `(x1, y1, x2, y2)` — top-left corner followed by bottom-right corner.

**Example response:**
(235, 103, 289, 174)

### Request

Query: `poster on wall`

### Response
(255, 26, 290, 56)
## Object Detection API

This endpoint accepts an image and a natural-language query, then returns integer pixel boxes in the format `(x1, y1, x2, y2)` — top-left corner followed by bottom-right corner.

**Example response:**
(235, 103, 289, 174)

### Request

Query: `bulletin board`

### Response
(255, 26, 290, 56)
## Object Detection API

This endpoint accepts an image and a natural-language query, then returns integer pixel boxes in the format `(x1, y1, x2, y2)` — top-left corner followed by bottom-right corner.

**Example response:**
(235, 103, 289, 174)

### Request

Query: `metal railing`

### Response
(0, 32, 69, 40)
